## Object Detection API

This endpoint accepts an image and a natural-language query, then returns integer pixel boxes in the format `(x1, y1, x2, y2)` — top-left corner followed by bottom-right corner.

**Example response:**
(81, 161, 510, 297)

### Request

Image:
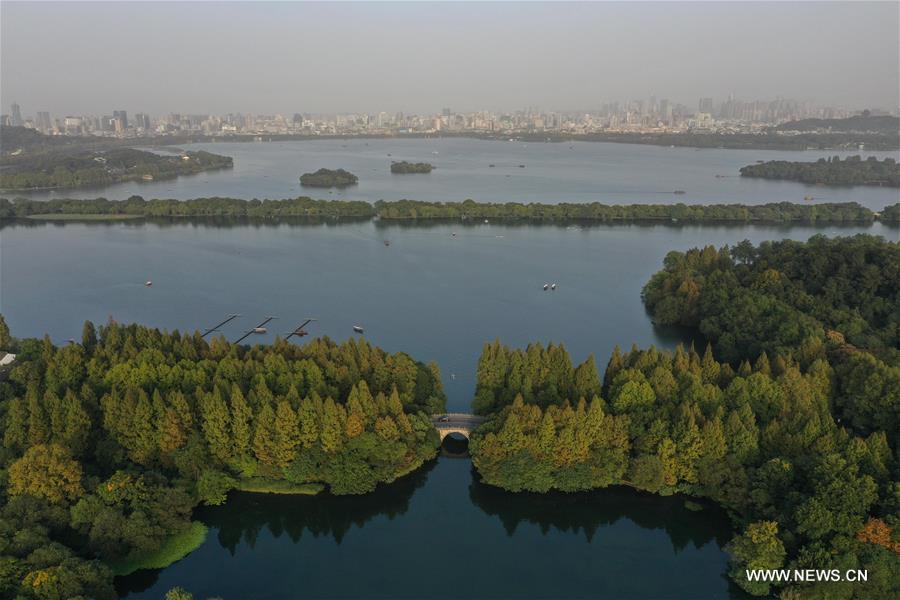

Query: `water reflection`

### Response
(470, 476, 730, 550)
(117, 463, 434, 596)
(118, 458, 745, 599)
(203, 461, 436, 551)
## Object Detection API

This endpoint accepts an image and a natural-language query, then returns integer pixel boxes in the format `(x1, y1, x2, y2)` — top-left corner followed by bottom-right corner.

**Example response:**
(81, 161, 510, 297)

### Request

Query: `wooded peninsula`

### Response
(739, 156, 900, 187)
(469, 234, 899, 598)
(0, 149, 233, 191)
(3, 196, 899, 224)
(0, 321, 445, 598)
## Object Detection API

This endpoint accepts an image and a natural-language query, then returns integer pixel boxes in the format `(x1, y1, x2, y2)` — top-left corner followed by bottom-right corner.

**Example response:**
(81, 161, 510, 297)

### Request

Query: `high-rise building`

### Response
(134, 113, 151, 130)
(698, 97, 714, 114)
(113, 110, 128, 130)
(10, 103, 23, 127)
(36, 111, 52, 133)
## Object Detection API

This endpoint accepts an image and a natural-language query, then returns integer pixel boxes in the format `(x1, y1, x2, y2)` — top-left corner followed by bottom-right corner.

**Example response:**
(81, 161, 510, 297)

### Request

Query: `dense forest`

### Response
(5, 197, 895, 225)
(739, 156, 900, 187)
(0, 149, 233, 190)
(299, 168, 358, 188)
(0, 318, 444, 598)
(642, 235, 899, 367)
(373, 199, 884, 223)
(0, 196, 374, 219)
(469, 340, 898, 597)
(390, 161, 433, 174)
(881, 203, 900, 223)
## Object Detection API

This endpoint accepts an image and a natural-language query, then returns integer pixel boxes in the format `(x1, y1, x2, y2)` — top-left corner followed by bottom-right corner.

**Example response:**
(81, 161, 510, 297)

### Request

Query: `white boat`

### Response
(353, 325, 364, 333)
(551, 283, 557, 290)
(253, 327, 267, 334)
(145, 280, 153, 287)
(543, 283, 549, 291)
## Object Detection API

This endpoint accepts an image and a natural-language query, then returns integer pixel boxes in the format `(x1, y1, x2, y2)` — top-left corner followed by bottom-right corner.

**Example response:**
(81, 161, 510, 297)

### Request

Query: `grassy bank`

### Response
(234, 478, 325, 495)
(109, 521, 208, 576)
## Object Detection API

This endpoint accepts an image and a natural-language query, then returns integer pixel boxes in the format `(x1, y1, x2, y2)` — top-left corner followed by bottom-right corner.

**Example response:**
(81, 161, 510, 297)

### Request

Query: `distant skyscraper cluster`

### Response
(1, 95, 889, 139)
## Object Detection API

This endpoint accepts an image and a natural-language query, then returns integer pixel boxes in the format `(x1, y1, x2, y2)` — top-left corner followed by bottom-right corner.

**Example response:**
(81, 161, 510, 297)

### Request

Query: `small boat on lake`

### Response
(145, 280, 153, 287)
(551, 283, 557, 290)
(673, 190, 686, 194)
(543, 283, 549, 291)
(353, 325, 365, 334)
(384, 240, 391, 246)
(252, 327, 267, 334)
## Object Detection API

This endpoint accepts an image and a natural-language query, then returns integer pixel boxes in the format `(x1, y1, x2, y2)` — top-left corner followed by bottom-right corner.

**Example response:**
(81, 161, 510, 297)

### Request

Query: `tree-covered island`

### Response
(299, 168, 358, 188)
(739, 156, 899, 187)
(390, 161, 434, 174)
(0, 319, 444, 598)
(0, 148, 233, 191)
(469, 235, 899, 598)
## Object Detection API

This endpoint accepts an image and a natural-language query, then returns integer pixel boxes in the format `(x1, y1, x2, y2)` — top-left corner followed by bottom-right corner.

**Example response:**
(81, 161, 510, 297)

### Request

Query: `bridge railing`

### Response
(430, 412, 485, 419)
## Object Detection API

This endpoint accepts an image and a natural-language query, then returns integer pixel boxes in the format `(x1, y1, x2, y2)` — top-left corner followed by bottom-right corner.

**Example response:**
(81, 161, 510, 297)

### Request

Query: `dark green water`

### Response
(118, 457, 739, 599)
(3, 218, 896, 598)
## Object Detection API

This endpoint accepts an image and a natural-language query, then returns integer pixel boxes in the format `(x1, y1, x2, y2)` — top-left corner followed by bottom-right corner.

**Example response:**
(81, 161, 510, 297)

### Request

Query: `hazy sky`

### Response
(2, 1, 898, 117)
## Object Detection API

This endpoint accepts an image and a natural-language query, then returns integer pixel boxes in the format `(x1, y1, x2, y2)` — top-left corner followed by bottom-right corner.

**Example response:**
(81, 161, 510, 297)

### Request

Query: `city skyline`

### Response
(5, 92, 878, 139)
(2, 2, 898, 116)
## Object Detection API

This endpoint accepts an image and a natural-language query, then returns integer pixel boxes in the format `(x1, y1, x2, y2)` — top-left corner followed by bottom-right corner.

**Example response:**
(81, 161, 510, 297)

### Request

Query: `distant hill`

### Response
(775, 115, 899, 134)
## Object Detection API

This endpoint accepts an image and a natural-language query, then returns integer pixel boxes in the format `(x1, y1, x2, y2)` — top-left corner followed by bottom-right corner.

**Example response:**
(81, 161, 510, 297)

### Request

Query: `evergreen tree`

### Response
(230, 385, 252, 459)
(200, 388, 231, 463)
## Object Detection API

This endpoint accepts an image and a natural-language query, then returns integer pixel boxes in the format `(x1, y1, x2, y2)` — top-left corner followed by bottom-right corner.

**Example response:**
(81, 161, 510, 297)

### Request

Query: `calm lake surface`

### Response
(11, 138, 900, 209)
(2, 216, 898, 599)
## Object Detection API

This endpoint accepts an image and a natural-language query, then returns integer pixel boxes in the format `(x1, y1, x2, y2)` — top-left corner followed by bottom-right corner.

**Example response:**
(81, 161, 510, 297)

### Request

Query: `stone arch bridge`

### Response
(431, 413, 486, 441)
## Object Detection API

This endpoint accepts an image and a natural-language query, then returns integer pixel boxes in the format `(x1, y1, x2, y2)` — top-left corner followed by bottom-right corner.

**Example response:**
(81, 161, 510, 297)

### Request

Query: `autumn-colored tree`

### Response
(856, 518, 900, 554)
(8, 444, 84, 504)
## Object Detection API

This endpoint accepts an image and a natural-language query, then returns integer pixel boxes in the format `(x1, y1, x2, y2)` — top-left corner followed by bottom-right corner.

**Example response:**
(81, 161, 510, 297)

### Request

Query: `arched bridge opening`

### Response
(431, 413, 486, 456)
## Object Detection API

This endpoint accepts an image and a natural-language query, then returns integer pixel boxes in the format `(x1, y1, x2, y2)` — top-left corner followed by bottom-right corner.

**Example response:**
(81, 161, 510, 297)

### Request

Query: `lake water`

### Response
(10, 138, 900, 209)
(2, 195, 898, 598)
(118, 458, 738, 599)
